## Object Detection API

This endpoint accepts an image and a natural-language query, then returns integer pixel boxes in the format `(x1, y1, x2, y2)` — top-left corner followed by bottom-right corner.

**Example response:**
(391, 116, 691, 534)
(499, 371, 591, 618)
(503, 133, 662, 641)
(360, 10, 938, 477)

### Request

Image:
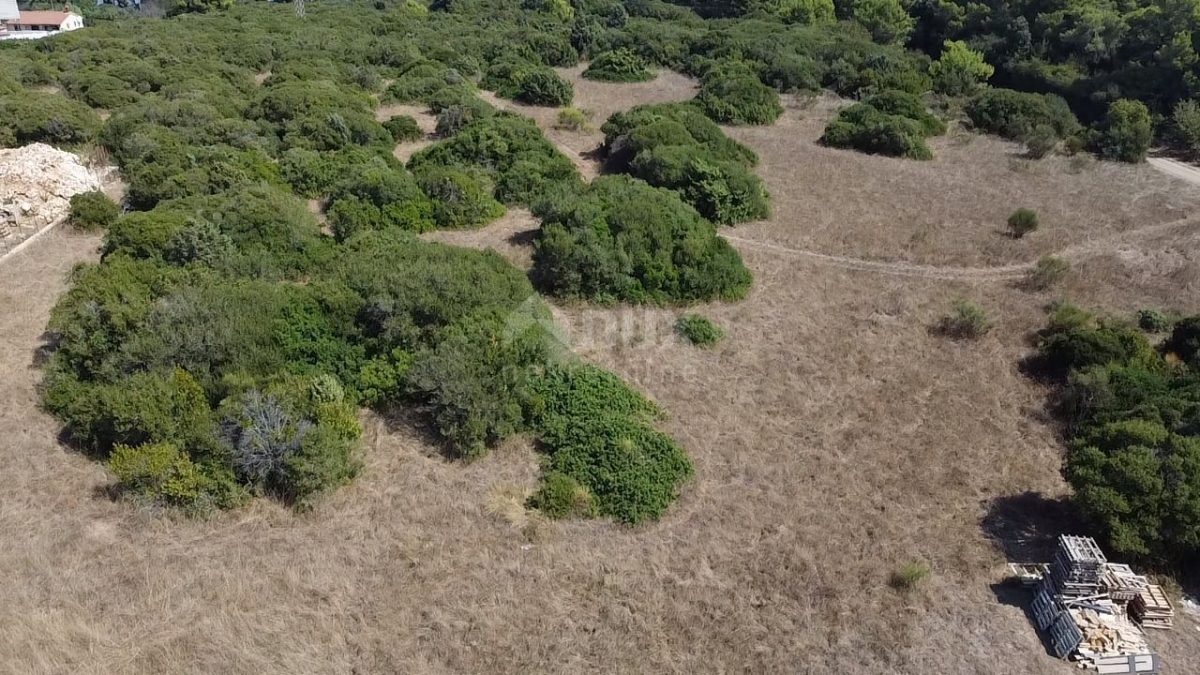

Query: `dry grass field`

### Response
(729, 94, 1200, 267)
(3, 77, 1200, 675)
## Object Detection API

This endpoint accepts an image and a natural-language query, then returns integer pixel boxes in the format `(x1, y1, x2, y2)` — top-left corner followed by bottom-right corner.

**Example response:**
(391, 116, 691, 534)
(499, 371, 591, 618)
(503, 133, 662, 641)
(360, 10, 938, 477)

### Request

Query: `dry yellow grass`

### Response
(2, 83, 1200, 675)
(728, 94, 1200, 267)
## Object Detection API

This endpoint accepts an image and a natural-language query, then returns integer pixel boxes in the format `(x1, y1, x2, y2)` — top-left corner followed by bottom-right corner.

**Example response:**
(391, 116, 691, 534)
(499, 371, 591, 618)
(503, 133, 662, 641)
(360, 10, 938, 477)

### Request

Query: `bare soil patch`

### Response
(420, 207, 538, 269)
(375, 103, 439, 163)
(725, 94, 1200, 268)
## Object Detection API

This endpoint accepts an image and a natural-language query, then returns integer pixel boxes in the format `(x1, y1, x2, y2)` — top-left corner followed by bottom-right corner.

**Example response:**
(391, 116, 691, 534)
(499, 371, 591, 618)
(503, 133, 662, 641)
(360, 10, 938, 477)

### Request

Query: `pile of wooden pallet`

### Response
(1021, 536, 1164, 674)
(1130, 585, 1175, 630)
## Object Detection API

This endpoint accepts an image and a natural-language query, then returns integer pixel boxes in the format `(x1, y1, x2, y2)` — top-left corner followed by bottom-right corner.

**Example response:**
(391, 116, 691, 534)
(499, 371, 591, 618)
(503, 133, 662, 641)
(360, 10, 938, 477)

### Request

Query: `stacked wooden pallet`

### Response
(1129, 585, 1174, 630)
(1048, 535, 1107, 597)
(1104, 564, 1150, 603)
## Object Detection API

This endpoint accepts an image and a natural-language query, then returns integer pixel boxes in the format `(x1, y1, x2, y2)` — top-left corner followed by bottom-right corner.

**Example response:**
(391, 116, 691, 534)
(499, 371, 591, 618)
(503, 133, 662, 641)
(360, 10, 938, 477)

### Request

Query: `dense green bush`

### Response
(1137, 308, 1174, 334)
(416, 167, 506, 229)
(694, 63, 784, 126)
(327, 164, 436, 236)
(583, 49, 655, 82)
(0, 93, 101, 147)
(517, 70, 576, 106)
(820, 92, 942, 160)
(928, 40, 993, 96)
(1033, 303, 1200, 562)
(1007, 208, 1039, 238)
(409, 113, 580, 204)
(600, 102, 767, 223)
(675, 313, 725, 346)
(630, 144, 770, 224)
(384, 115, 425, 143)
(68, 191, 120, 231)
(1096, 99, 1153, 164)
(532, 175, 753, 304)
(482, 58, 574, 106)
(965, 89, 1080, 141)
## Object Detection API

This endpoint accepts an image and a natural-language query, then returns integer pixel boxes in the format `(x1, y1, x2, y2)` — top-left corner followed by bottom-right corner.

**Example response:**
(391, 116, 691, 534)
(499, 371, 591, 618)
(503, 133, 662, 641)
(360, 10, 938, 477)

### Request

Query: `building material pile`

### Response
(1129, 585, 1175, 630)
(1019, 535, 1168, 674)
(0, 143, 100, 256)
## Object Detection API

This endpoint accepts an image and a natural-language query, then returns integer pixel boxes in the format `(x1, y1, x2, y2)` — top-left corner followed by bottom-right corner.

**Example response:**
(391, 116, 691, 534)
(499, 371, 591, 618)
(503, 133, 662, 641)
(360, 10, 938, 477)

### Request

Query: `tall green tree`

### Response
(1098, 99, 1153, 163)
(929, 40, 994, 95)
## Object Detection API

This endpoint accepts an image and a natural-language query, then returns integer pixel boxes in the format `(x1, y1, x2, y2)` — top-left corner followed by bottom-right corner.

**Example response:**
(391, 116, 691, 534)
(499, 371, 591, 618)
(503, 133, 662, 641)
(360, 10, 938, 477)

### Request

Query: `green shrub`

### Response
(846, 0, 914, 46)
(599, 102, 767, 222)
(928, 40, 993, 96)
(1164, 316, 1200, 365)
(327, 165, 435, 234)
(527, 472, 598, 518)
(630, 144, 771, 224)
(965, 89, 1080, 141)
(1097, 99, 1152, 164)
(889, 561, 931, 591)
(555, 107, 593, 131)
(0, 93, 101, 147)
(937, 299, 992, 340)
(1036, 317, 1156, 378)
(583, 49, 655, 82)
(537, 414, 692, 524)
(821, 106, 933, 160)
(1023, 124, 1059, 159)
(1171, 100, 1200, 157)
(694, 63, 784, 126)
(1007, 208, 1039, 238)
(1136, 308, 1173, 334)
(416, 167, 506, 229)
(108, 441, 224, 511)
(675, 313, 725, 347)
(517, 70, 575, 107)
(384, 115, 425, 143)
(409, 113, 580, 205)
(1024, 255, 1070, 291)
(385, 62, 464, 104)
(532, 176, 754, 304)
(68, 191, 120, 231)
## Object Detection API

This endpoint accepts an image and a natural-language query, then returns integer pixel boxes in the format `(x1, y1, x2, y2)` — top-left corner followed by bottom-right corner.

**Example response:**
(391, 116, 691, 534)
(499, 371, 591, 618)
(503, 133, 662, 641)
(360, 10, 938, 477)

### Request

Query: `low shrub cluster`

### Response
(936, 299, 992, 340)
(583, 49, 654, 82)
(526, 363, 691, 523)
(675, 313, 725, 346)
(820, 90, 946, 160)
(531, 175, 753, 304)
(965, 88, 1081, 142)
(482, 58, 575, 106)
(601, 102, 768, 224)
(1007, 208, 1039, 238)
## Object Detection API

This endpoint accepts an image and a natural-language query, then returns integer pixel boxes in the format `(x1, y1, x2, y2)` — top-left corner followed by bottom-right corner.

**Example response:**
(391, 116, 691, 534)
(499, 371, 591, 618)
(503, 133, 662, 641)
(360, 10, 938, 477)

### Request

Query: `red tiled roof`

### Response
(11, 11, 72, 26)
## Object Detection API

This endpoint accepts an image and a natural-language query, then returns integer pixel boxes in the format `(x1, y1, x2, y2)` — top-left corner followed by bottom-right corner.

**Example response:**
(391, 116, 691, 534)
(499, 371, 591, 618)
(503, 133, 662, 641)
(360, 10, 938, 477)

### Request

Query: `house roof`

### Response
(10, 10, 75, 26)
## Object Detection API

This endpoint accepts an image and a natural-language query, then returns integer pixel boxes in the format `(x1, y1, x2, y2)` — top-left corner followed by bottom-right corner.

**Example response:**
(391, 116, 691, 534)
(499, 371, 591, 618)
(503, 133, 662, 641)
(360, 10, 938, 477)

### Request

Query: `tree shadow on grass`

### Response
(980, 491, 1085, 563)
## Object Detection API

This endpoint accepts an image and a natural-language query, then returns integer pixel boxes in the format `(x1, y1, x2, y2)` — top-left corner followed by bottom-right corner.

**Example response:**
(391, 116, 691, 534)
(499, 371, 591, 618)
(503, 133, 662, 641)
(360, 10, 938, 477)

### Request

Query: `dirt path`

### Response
(722, 212, 1199, 281)
(1149, 157, 1200, 185)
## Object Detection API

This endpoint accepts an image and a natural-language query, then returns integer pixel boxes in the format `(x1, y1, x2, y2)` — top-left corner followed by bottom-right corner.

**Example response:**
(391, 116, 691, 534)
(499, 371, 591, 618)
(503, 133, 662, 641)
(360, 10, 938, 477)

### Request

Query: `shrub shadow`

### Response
(376, 402, 461, 462)
(980, 491, 1084, 562)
